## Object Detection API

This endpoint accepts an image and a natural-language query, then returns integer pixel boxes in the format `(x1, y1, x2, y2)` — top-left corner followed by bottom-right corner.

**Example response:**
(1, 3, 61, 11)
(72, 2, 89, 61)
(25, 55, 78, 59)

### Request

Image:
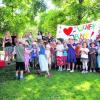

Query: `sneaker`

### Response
(90, 70, 92, 72)
(82, 71, 85, 74)
(63, 68, 66, 71)
(93, 70, 96, 72)
(85, 71, 88, 73)
(58, 69, 60, 71)
(47, 74, 52, 78)
(70, 70, 74, 72)
(67, 68, 70, 71)
(20, 77, 24, 80)
(60, 68, 63, 71)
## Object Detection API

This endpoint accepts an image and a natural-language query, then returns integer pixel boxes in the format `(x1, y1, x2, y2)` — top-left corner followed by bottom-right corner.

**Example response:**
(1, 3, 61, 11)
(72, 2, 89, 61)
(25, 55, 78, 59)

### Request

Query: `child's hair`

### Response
(82, 42, 88, 47)
(26, 40, 30, 45)
(90, 42, 95, 47)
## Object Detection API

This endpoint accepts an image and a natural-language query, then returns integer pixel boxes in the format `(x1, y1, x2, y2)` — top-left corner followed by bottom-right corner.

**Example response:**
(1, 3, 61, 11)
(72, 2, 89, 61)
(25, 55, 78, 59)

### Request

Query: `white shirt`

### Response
(37, 35, 42, 40)
(81, 48, 89, 58)
(56, 44, 64, 56)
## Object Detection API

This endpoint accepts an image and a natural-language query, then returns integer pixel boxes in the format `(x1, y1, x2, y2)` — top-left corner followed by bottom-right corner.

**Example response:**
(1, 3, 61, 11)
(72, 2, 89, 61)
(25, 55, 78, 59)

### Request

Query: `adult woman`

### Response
(2, 31, 12, 63)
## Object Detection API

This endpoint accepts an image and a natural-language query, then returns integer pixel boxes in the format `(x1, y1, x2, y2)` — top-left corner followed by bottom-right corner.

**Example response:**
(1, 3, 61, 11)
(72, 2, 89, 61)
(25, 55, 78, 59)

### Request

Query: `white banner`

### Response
(56, 20, 100, 40)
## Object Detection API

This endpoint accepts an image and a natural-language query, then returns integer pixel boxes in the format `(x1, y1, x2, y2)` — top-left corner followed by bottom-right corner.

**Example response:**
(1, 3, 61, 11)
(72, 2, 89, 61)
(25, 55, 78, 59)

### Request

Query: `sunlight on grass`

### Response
(74, 81, 91, 91)
(26, 74, 35, 81)
(1, 65, 100, 100)
(15, 95, 27, 100)
(25, 87, 32, 92)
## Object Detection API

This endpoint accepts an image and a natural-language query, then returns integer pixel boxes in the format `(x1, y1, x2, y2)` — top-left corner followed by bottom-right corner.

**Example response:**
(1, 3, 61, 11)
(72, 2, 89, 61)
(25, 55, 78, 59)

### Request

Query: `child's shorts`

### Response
(16, 62, 25, 71)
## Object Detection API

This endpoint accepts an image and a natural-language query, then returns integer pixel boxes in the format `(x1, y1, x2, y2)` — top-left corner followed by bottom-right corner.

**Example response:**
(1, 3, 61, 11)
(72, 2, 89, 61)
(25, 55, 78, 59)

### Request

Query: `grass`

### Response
(0, 64, 100, 100)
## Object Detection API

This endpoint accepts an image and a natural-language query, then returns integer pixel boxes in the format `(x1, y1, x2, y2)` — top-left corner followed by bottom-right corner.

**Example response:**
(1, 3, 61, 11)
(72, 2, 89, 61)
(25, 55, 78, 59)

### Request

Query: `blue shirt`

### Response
(39, 45, 45, 55)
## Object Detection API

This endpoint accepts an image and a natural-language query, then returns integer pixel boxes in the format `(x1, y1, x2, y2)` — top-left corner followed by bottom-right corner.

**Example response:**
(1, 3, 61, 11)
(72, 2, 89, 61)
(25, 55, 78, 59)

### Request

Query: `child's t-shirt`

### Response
(15, 45, 24, 62)
(63, 50, 67, 56)
(80, 48, 89, 59)
(56, 44, 64, 56)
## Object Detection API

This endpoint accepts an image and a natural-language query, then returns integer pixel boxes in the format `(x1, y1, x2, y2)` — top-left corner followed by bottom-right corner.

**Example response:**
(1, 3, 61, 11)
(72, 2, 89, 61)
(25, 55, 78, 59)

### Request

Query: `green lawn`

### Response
(0, 64, 100, 100)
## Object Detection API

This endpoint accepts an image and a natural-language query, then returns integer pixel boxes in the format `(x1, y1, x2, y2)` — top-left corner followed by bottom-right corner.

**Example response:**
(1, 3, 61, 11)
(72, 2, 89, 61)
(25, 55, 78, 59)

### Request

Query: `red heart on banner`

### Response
(63, 27, 73, 36)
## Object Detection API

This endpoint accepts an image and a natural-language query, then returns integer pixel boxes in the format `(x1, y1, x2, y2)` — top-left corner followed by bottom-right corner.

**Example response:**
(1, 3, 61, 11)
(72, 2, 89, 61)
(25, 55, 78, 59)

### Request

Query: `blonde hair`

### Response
(5, 31, 11, 38)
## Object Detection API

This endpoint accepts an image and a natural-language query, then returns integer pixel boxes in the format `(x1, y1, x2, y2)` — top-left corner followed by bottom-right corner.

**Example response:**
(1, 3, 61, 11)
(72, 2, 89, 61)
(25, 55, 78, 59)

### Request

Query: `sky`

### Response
(0, 0, 55, 9)
(0, 0, 5, 7)
(44, 0, 55, 10)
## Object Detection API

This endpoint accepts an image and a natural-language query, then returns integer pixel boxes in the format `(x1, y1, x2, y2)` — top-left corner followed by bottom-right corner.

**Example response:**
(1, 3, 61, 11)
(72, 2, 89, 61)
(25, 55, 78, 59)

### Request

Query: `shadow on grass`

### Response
(0, 64, 100, 100)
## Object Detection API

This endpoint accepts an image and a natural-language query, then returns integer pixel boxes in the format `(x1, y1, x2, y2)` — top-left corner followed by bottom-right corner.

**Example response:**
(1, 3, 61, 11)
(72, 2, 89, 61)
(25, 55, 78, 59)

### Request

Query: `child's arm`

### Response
(84, 49, 89, 55)
(2, 38, 5, 49)
(12, 46, 16, 55)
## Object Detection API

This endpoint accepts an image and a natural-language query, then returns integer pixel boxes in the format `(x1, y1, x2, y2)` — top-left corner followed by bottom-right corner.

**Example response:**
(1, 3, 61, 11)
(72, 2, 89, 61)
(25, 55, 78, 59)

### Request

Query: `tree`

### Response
(52, 0, 100, 24)
(38, 0, 100, 36)
(0, 0, 46, 35)
(38, 9, 67, 36)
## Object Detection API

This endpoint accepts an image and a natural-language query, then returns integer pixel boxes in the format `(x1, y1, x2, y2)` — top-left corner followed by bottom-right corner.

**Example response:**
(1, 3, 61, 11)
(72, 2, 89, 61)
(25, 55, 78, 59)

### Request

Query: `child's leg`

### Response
(46, 70, 52, 77)
(85, 60, 88, 72)
(82, 60, 85, 73)
(72, 63, 75, 71)
(48, 57, 51, 70)
(70, 63, 74, 72)
(16, 62, 19, 79)
(60, 66, 62, 71)
(67, 63, 71, 70)
(58, 66, 61, 71)
(64, 64, 66, 70)
(16, 70, 19, 78)
(47, 71, 50, 76)
(93, 59, 96, 72)
(20, 70, 24, 79)
(25, 60, 30, 72)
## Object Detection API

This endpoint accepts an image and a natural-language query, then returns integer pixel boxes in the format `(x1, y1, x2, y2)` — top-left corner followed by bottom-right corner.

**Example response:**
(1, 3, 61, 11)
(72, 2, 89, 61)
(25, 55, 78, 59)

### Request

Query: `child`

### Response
(56, 39, 64, 71)
(67, 38, 76, 72)
(50, 40, 57, 69)
(24, 40, 32, 73)
(13, 40, 25, 80)
(63, 40, 68, 70)
(45, 42, 51, 70)
(97, 41, 100, 71)
(30, 41, 38, 69)
(38, 41, 51, 77)
(80, 42, 89, 73)
(89, 42, 97, 72)
(75, 43, 82, 71)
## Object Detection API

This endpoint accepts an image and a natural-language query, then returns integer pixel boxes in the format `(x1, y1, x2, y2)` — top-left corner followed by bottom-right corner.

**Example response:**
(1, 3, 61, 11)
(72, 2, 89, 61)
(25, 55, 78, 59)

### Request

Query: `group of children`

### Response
(11, 33, 100, 80)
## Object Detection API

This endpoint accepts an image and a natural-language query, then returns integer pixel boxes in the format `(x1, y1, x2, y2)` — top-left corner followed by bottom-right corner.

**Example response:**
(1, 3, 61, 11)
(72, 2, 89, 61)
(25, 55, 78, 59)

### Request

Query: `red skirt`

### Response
(56, 56, 64, 66)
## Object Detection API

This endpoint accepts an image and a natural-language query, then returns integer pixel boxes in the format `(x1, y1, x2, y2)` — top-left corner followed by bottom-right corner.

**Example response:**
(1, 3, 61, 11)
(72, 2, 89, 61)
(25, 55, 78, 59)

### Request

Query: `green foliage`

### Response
(0, 0, 46, 35)
(38, 10, 67, 36)
(52, 0, 100, 24)
(38, 0, 100, 36)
